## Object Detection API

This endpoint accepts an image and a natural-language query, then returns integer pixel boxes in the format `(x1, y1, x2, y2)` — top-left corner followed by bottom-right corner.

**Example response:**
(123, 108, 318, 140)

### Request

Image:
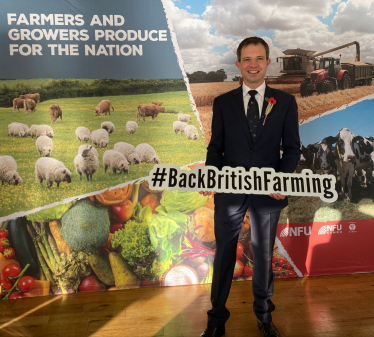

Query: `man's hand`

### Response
(269, 193, 285, 200)
(199, 191, 216, 196)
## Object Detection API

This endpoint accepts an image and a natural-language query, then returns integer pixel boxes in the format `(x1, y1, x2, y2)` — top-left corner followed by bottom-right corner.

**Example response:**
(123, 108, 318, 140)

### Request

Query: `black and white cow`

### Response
(295, 143, 315, 173)
(306, 136, 337, 175)
(352, 136, 374, 187)
(327, 128, 357, 201)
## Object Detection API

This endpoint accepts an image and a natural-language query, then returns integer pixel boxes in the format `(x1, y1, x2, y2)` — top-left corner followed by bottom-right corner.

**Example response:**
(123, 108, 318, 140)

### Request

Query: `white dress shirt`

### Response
(242, 81, 266, 118)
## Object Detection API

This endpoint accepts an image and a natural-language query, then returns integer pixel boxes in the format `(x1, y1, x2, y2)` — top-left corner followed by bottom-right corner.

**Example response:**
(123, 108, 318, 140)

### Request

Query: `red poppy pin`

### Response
(263, 97, 277, 125)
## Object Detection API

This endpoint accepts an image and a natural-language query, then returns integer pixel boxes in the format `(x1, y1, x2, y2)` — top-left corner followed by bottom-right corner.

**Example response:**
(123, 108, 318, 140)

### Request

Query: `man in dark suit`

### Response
(200, 37, 301, 337)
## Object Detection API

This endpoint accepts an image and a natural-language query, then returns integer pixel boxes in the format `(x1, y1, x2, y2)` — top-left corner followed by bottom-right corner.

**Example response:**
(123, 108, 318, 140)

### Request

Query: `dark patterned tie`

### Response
(247, 90, 259, 139)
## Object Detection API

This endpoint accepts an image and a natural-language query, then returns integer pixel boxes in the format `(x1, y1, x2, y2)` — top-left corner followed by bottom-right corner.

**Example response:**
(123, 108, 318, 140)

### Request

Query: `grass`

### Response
(0, 91, 206, 219)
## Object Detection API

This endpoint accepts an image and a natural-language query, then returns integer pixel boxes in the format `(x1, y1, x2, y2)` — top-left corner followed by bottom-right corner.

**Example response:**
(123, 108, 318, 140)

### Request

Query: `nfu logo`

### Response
(318, 224, 342, 235)
(348, 223, 357, 233)
(280, 226, 311, 237)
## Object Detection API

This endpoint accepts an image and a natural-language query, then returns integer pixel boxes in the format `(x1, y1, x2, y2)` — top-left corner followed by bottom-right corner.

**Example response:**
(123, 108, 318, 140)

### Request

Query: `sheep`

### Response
(178, 111, 192, 123)
(135, 143, 160, 164)
(91, 129, 109, 148)
(36, 136, 53, 157)
(35, 125, 54, 138)
(28, 125, 40, 138)
(74, 145, 99, 181)
(113, 142, 141, 165)
(101, 121, 115, 135)
(184, 125, 199, 140)
(8, 122, 29, 137)
(173, 121, 188, 135)
(75, 127, 90, 142)
(103, 150, 129, 174)
(126, 121, 138, 135)
(78, 144, 99, 158)
(35, 157, 71, 188)
(0, 155, 23, 185)
(8, 123, 26, 137)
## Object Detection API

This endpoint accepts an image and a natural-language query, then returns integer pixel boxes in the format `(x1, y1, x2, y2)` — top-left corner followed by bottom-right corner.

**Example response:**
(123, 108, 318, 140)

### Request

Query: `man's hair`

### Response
(237, 37, 270, 61)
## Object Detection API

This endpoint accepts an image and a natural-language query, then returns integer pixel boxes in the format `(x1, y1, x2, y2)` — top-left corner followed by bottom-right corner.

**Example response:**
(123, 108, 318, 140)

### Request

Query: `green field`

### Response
(0, 91, 206, 219)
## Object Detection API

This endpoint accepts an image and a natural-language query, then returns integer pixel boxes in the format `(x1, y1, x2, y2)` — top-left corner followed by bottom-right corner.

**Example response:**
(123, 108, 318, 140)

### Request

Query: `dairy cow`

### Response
(306, 136, 337, 175)
(352, 136, 374, 187)
(295, 143, 315, 173)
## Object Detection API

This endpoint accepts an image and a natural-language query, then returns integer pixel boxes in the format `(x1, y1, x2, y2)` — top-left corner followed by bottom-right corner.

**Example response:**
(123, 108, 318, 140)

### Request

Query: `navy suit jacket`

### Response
(205, 84, 301, 214)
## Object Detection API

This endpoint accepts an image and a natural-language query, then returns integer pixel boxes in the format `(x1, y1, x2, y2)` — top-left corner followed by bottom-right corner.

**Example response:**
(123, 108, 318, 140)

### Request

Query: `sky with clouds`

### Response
(162, 0, 374, 79)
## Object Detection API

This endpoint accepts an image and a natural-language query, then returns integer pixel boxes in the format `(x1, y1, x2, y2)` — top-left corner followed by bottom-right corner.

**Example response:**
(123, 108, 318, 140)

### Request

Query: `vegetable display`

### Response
(1, 179, 297, 301)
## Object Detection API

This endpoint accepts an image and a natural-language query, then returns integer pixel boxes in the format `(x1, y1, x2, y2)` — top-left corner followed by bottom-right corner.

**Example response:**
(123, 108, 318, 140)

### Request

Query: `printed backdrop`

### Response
(1, 0, 374, 299)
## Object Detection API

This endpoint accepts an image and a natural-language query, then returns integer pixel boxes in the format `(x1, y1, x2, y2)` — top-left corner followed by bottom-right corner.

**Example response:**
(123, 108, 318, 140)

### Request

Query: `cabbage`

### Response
(26, 200, 76, 222)
(160, 190, 208, 213)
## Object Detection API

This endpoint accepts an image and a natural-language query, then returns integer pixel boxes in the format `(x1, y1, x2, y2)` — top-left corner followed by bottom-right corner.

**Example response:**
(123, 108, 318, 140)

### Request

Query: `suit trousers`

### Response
(207, 194, 280, 327)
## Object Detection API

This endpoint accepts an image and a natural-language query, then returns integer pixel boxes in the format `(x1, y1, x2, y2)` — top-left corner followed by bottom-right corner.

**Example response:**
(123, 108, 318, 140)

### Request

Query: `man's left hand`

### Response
(269, 193, 285, 200)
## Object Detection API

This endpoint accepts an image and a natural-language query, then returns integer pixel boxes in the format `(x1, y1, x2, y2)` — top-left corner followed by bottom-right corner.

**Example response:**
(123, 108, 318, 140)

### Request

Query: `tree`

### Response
(232, 75, 241, 81)
(186, 69, 227, 83)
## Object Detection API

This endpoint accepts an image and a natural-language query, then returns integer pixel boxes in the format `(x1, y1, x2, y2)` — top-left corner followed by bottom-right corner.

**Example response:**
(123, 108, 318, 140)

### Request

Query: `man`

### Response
(200, 37, 301, 337)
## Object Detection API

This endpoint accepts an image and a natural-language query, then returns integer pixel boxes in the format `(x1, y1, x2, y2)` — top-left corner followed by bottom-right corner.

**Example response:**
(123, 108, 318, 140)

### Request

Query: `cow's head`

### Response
(308, 137, 336, 173)
(331, 128, 356, 162)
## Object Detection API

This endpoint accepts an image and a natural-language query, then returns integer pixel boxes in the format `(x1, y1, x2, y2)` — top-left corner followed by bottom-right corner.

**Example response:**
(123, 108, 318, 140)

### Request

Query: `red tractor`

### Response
(300, 56, 351, 96)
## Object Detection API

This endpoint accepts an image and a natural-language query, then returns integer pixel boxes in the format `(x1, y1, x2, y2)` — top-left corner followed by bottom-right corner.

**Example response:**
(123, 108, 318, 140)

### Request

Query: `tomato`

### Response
(9, 292, 27, 300)
(244, 265, 253, 278)
(2, 263, 22, 282)
(1, 278, 13, 296)
(79, 276, 105, 292)
(272, 256, 278, 264)
(110, 223, 124, 233)
(233, 260, 244, 278)
(111, 200, 134, 223)
(18, 276, 36, 293)
(236, 242, 244, 259)
(0, 230, 8, 239)
(274, 267, 283, 274)
(284, 264, 293, 270)
(0, 238, 10, 253)
(286, 271, 297, 278)
(3, 247, 15, 259)
(272, 263, 276, 270)
(278, 258, 286, 266)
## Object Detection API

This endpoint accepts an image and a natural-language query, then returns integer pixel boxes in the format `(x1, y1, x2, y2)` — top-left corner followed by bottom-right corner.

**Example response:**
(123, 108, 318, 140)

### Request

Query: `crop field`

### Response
(0, 91, 207, 218)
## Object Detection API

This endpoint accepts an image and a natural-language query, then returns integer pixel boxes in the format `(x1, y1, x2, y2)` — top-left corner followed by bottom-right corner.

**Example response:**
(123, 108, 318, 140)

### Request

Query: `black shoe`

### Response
(257, 320, 281, 337)
(199, 324, 225, 337)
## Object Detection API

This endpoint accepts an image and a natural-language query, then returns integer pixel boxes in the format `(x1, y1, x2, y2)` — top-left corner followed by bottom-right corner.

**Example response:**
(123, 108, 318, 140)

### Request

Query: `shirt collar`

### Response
(242, 81, 266, 99)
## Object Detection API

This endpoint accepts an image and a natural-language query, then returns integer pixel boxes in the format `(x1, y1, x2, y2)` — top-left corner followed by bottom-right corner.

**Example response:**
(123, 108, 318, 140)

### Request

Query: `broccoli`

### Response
(61, 199, 110, 253)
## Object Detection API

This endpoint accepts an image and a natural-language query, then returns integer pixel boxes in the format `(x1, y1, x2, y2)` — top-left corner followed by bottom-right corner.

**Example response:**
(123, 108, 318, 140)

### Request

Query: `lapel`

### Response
(252, 85, 276, 146)
(230, 86, 252, 145)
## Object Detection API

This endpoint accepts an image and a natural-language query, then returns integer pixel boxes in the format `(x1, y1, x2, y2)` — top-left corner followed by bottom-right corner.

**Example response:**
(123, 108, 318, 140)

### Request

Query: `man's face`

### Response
(235, 43, 270, 89)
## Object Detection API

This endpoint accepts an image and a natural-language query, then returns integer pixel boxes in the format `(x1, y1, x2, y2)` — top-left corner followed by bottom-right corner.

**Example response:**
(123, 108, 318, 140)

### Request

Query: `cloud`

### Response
(332, 0, 374, 34)
(186, 5, 191, 9)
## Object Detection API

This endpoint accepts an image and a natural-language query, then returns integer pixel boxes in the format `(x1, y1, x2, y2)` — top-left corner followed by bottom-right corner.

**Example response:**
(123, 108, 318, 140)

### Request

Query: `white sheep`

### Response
(12, 122, 29, 136)
(101, 121, 115, 135)
(35, 157, 72, 188)
(178, 111, 192, 124)
(91, 129, 109, 148)
(35, 125, 54, 138)
(126, 121, 138, 134)
(36, 136, 53, 157)
(0, 155, 23, 185)
(173, 121, 188, 135)
(184, 125, 199, 140)
(78, 144, 99, 158)
(113, 142, 141, 164)
(103, 150, 129, 174)
(28, 125, 39, 138)
(74, 145, 99, 181)
(135, 143, 160, 164)
(75, 127, 90, 142)
(8, 123, 26, 137)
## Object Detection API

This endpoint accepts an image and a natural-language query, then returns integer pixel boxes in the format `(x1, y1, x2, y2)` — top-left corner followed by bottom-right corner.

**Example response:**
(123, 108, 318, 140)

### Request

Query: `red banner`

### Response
(277, 219, 374, 276)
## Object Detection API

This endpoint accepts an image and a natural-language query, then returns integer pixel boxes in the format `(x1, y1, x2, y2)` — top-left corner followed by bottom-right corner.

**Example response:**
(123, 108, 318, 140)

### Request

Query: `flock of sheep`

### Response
(1, 95, 200, 188)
